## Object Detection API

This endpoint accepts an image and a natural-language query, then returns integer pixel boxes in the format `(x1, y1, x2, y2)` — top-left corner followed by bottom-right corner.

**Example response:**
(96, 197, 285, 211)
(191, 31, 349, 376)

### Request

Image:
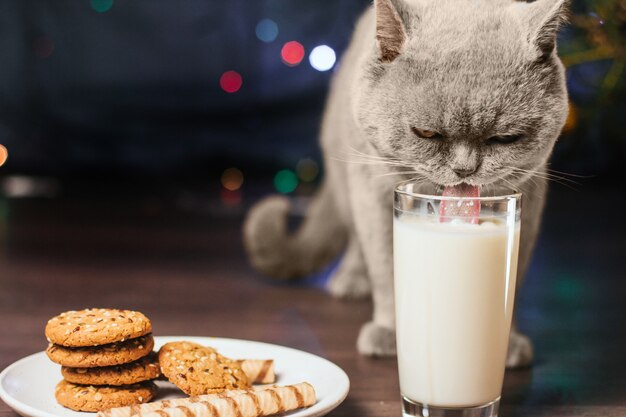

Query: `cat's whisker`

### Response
(329, 155, 408, 168)
(544, 165, 592, 179)
(506, 166, 579, 187)
(510, 170, 547, 185)
(334, 161, 412, 171)
(502, 177, 517, 190)
(346, 157, 408, 167)
(407, 177, 428, 187)
(505, 173, 544, 199)
(524, 173, 579, 190)
(507, 167, 580, 190)
(343, 145, 398, 160)
(508, 167, 580, 185)
(374, 170, 424, 179)
(344, 152, 400, 162)
(504, 168, 539, 190)
(494, 175, 519, 194)
(333, 148, 407, 165)
(519, 171, 576, 184)
(332, 158, 401, 166)
(526, 172, 540, 187)
(340, 147, 407, 165)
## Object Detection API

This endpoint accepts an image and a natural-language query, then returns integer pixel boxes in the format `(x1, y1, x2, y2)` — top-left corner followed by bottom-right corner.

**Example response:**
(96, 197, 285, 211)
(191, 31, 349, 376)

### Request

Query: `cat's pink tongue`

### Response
(439, 184, 481, 224)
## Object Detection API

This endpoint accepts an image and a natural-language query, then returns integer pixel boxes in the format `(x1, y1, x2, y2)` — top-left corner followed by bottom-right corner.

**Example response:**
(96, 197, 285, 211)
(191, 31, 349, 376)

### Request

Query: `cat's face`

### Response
(354, 0, 569, 188)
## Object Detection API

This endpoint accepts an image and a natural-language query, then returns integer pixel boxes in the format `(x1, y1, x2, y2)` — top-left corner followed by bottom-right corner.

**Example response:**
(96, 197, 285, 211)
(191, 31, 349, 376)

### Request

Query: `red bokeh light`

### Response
(220, 189, 242, 206)
(219, 71, 243, 93)
(281, 41, 305, 66)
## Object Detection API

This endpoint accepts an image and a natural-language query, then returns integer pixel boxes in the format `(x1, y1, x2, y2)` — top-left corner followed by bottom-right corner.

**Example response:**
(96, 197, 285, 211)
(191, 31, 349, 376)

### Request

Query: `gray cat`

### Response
(244, 0, 569, 367)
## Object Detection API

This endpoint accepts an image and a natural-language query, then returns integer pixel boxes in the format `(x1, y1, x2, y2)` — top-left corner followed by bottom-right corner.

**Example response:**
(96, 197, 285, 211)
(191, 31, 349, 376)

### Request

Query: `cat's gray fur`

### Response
(244, 0, 569, 367)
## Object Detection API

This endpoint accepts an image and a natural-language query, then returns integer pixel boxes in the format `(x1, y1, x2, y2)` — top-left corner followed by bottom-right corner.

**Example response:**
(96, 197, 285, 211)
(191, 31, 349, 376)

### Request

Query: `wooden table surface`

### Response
(1, 181, 625, 417)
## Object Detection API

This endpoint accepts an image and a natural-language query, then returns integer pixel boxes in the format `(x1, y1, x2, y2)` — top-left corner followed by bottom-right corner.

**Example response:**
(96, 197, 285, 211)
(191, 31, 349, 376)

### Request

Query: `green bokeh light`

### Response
(554, 274, 585, 303)
(274, 169, 298, 194)
(91, 0, 114, 13)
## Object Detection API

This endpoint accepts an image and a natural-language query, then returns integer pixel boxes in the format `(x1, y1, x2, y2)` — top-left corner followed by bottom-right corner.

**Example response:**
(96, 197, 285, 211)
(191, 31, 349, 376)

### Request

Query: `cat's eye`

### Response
(488, 135, 523, 145)
(412, 127, 443, 140)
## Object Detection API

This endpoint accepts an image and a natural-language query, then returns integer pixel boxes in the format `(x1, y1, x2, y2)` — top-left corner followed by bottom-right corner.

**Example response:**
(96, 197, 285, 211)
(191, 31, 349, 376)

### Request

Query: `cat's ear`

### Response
(375, 0, 411, 63)
(523, 0, 570, 59)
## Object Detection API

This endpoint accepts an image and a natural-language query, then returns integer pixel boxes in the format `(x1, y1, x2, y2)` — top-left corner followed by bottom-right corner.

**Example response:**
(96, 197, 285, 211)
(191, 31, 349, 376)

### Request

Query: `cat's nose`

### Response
(453, 167, 477, 178)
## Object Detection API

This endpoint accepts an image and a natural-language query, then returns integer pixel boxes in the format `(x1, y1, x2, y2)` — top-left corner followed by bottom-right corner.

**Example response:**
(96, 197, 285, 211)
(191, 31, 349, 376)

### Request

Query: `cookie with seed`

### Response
(55, 380, 156, 412)
(61, 351, 160, 386)
(47, 335, 154, 368)
(45, 308, 152, 347)
(159, 341, 250, 395)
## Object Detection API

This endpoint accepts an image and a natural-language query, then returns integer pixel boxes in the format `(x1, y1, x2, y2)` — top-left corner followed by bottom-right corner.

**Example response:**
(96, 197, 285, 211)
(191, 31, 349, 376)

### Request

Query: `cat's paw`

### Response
(357, 321, 396, 356)
(506, 329, 534, 368)
(327, 271, 371, 299)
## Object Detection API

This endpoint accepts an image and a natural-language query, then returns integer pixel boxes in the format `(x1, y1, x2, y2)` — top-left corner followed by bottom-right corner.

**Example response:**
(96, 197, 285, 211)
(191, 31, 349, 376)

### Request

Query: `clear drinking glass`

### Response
(393, 182, 522, 417)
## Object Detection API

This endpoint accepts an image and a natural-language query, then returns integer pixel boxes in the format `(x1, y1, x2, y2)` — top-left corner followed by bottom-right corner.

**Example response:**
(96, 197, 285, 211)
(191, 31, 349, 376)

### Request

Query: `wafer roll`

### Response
(98, 388, 268, 417)
(100, 383, 315, 417)
(145, 383, 315, 417)
(237, 360, 275, 384)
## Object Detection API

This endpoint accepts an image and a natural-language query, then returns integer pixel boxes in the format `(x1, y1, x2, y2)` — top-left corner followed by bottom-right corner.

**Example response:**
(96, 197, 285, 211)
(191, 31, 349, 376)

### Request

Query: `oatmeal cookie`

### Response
(61, 352, 160, 386)
(46, 309, 152, 347)
(47, 335, 154, 368)
(158, 341, 249, 395)
(55, 380, 156, 412)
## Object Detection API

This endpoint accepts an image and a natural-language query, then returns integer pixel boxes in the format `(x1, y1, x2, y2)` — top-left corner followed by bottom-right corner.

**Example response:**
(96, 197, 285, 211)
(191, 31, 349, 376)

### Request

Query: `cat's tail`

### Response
(243, 181, 346, 280)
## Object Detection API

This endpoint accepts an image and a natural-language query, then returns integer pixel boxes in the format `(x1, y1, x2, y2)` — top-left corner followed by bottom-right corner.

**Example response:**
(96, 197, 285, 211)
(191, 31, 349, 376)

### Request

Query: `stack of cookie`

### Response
(45, 308, 160, 412)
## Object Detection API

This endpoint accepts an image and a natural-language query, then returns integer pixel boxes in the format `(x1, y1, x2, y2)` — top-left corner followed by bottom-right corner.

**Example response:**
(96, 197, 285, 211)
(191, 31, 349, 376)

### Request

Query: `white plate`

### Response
(0, 336, 349, 417)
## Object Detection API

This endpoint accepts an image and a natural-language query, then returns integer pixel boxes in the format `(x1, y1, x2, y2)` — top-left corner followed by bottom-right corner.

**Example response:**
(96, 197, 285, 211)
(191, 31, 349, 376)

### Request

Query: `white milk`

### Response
(394, 215, 520, 407)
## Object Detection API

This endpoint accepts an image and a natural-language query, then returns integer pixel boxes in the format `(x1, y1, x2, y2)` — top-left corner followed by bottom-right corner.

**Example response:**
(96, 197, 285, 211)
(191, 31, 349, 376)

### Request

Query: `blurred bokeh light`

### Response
(274, 169, 298, 194)
(256, 19, 279, 43)
(90, 0, 114, 13)
(221, 168, 244, 191)
(281, 41, 305, 67)
(0, 146, 7, 167)
(296, 158, 319, 183)
(309, 45, 336, 72)
(220, 71, 243, 93)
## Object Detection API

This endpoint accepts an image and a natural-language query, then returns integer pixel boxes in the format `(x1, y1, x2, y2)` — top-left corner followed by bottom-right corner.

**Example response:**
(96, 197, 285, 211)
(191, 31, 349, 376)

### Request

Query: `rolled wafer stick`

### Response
(98, 383, 314, 417)
(237, 360, 275, 384)
(98, 382, 316, 417)
(98, 387, 269, 417)
(143, 383, 315, 417)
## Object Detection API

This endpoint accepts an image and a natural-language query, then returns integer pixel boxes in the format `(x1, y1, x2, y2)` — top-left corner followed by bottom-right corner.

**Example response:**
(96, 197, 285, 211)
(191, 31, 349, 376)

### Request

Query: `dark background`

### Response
(0, 0, 624, 189)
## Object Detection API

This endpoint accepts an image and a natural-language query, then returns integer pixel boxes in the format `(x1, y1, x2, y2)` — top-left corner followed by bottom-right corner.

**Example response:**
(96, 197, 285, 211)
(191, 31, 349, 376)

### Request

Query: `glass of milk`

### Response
(393, 182, 522, 417)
